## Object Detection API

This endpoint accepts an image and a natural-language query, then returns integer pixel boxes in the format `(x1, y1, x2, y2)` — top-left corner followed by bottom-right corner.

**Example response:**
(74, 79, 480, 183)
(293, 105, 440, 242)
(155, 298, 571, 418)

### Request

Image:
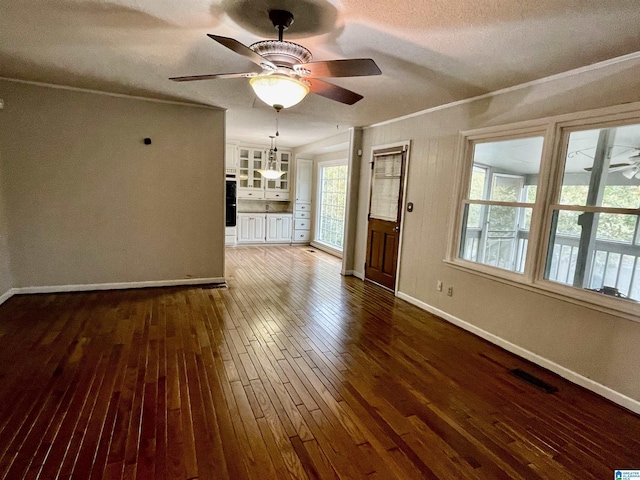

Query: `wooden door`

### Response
(365, 146, 407, 290)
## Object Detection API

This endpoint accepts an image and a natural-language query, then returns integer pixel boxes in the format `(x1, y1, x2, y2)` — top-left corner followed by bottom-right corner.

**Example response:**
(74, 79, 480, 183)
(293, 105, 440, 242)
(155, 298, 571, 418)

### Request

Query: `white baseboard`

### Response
(349, 270, 365, 280)
(0, 288, 15, 306)
(12, 277, 226, 295)
(396, 291, 640, 415)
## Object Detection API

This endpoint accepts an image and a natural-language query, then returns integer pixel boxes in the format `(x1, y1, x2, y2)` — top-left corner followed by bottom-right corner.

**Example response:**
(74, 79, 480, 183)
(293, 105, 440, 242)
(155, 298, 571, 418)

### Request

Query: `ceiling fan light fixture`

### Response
(249, 74, 309, 109)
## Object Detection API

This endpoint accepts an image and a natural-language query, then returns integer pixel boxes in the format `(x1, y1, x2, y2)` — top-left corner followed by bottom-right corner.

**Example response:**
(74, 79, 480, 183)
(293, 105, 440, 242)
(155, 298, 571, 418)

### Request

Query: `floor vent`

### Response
(307, 250, 316, 253)
(200, 283, 227, 289)
(510, 368, 558, 393)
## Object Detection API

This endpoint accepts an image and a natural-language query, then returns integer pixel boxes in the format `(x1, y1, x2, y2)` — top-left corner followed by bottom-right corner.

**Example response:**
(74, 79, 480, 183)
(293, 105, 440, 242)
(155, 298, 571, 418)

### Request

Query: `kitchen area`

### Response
(225, 144, 313, 246)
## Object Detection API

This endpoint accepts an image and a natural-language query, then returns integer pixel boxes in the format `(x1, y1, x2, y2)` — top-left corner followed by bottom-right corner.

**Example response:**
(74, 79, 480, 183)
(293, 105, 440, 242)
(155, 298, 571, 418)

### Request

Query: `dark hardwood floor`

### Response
(0, 245, 638, 479)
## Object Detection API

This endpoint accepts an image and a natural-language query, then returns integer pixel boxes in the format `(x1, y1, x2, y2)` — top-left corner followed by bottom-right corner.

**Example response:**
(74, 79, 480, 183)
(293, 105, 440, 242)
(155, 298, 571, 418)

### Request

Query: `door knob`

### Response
(394, 226, 400, 232)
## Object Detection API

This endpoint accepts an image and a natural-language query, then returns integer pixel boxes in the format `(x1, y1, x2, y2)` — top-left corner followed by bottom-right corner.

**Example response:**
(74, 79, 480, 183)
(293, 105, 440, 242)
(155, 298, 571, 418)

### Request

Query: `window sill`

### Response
(310, 241, 343, 258)
(444, 259, 640, 322)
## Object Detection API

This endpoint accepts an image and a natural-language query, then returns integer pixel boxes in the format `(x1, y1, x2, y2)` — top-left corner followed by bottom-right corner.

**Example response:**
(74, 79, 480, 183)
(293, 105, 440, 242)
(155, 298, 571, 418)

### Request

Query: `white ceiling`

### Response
(1, 0, 639, 148)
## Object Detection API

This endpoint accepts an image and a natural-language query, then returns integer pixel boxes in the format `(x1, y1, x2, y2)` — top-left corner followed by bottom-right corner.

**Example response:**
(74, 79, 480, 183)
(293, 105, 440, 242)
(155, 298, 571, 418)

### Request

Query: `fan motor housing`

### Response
(249, 40, 312, 67)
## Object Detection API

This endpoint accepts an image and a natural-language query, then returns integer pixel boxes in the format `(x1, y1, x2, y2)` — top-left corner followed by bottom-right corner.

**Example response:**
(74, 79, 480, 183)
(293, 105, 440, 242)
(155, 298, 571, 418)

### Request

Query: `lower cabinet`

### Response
(237, 213, 292, 244)
(237, 214, 265, 243)
(266, 215, 293, 243)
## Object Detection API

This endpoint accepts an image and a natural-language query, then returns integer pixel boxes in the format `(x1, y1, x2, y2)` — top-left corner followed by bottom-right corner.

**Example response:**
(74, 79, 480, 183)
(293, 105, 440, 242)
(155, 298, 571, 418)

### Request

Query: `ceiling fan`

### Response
(584, 148, 640, 179)
(170, 9, 381, 110)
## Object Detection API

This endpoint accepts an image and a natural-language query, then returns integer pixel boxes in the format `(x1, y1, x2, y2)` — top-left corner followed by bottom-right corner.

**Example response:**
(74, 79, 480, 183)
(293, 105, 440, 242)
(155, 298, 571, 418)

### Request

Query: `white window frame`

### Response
(312, 158, 348, 257)
(447, 102, 640, 320)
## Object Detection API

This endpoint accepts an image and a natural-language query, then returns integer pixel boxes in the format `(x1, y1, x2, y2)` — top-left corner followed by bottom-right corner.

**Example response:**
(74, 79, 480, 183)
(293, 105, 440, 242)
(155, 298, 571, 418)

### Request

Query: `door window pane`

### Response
(370, 153, 402, 221)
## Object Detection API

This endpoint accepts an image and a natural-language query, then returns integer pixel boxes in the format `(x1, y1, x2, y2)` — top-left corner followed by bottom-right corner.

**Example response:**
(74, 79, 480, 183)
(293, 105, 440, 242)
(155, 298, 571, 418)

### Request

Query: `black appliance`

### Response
(225, 179, 237, 227)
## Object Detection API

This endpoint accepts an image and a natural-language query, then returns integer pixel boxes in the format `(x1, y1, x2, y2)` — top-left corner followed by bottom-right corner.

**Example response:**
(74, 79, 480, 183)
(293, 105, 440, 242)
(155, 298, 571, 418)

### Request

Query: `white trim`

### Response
(12, 277, 226, 294)
(0, 288, 16, 306)
(310, 241, 343, 258)
(315, 158, 349, 254)
(396, 291, 640, 415)
(365, 51, 640, 130)
(350, 270, 365, 280)
(0, 77, 223, 110)
(448, 106, 640, 320)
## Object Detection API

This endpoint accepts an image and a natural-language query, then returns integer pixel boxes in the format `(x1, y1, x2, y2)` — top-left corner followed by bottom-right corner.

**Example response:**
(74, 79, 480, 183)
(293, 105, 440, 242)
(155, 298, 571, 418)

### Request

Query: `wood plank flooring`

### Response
(0, 245, 638, 479)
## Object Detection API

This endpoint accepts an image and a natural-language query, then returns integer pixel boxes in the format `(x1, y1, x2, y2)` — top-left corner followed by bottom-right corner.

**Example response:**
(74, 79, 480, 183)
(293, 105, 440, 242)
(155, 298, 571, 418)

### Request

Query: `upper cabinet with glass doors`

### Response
(236, 146, 291, 200)
(265, 150, 290, 200)
(238, 147, 265, 198)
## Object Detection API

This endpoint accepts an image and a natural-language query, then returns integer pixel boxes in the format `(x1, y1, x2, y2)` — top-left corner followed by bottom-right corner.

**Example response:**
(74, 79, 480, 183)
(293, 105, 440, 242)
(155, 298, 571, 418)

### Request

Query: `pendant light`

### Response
(257, 112, 285, 179)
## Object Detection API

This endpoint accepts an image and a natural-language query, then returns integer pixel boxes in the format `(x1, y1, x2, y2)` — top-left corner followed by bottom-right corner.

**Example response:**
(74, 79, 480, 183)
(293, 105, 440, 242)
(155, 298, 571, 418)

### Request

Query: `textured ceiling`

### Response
(1, 0, 639, 148)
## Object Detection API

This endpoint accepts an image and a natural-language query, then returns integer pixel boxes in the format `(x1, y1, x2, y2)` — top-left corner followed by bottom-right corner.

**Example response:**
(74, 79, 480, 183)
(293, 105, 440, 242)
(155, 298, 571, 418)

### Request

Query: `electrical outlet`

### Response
(447, 287, 453, 297)
(437, 280, 443, 292)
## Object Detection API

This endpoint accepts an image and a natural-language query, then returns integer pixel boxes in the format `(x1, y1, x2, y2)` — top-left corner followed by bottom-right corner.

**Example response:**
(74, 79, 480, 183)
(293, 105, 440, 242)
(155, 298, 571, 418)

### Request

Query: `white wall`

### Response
(0, 80, 226, 288)
(355, 56, 640, 405)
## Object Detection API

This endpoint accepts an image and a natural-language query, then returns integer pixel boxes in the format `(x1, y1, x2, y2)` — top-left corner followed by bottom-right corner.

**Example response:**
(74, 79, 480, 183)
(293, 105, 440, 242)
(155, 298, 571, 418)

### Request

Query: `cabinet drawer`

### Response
(294, 211, 310, 219)
(265, 191, 290, 201)
(294, 219, 310, 230)
(238, 189, 264, 199)
(293, 230, 310, 242)
(295, 203, 311, 211)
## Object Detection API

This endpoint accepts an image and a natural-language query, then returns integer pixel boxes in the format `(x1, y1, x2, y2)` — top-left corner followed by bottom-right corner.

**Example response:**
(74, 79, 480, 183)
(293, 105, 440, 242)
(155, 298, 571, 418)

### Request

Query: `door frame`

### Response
(364, 140, 411, 293)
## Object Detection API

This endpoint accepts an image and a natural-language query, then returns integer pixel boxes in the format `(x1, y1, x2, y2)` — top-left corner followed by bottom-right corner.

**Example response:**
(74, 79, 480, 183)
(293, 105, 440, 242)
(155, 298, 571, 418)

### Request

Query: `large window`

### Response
(316, 163, 348, 251)
(453, 110, 640, 315)
(545, 124, 640, 301)
(459, 135, 544, 273)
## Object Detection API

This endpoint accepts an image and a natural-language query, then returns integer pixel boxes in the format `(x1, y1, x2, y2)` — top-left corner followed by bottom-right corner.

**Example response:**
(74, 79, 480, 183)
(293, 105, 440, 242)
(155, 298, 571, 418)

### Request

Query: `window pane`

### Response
(561, 123, 640, 208)
(469, 166, 487, 200)
(460, 204, 532, 273)
(491, 175, 524, 202)
(471, 136, 544, 201)
(545, 209, 640, 301)
(317, 164, 348, 250)
(370, 153, 402, 221)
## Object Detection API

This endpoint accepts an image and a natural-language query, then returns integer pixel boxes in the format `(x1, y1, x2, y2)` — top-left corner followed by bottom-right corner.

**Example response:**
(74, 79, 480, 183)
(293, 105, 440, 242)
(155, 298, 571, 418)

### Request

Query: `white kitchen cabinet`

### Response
(295, 158, 313, 204)
(235, 146, 292, 200)
(293, 158, 313, 244)
(237, 147, 266, 199)
(237, 213, 266, 243)
(264, 150, 291, 200)
(266, 214, 293, 243)
(225, 144, 238, 175)
(237, 213, 291, 244)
